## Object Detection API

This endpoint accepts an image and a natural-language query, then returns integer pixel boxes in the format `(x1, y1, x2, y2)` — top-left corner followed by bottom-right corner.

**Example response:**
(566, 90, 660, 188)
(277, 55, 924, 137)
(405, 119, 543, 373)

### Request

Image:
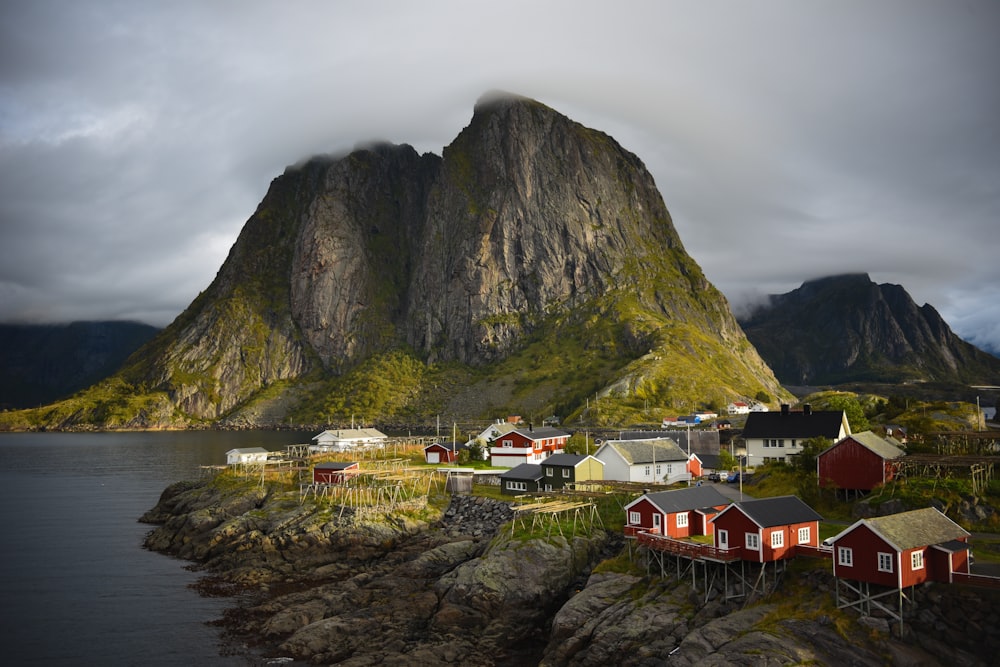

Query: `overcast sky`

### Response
(2, 1, 998, 354)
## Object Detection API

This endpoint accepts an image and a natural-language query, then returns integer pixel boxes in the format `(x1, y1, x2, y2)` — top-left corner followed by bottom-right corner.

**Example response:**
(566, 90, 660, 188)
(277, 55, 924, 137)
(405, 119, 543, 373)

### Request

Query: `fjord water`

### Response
(0, 430, 312, 665)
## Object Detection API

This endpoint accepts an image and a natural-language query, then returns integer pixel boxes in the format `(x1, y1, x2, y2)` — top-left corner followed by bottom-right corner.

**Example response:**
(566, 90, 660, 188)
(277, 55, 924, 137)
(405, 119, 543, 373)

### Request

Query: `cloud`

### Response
(0, 0, 998, 357)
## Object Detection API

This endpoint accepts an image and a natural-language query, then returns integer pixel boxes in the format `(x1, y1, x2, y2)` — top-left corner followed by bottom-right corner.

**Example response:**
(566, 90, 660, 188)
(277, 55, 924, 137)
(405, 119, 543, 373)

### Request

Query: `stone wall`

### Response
(439, 494, 514, 538)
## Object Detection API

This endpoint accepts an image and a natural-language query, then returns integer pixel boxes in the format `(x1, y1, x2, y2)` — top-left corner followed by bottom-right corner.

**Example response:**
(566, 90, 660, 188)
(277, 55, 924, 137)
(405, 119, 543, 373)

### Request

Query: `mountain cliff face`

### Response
(739, 273, 1000, 385)
(11, 94, 787, 428)
(0, 321, 159, 410)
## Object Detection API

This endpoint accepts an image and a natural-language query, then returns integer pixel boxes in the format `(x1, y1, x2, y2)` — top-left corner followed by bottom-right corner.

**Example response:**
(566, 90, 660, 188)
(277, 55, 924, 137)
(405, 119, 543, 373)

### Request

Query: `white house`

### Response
(742, 404, 850, 464)
(727, 402, 750, 415)
(226, 447, 270, 466)
(593, 438, 691, 485)
(748, 403, 770, 412)
(309, 428, 388, 454)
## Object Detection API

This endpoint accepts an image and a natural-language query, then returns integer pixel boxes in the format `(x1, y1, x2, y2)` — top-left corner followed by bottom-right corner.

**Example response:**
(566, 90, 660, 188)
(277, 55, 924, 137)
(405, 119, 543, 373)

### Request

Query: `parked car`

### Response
(707, 472, 721, 482)
(726, 471, 741, 483)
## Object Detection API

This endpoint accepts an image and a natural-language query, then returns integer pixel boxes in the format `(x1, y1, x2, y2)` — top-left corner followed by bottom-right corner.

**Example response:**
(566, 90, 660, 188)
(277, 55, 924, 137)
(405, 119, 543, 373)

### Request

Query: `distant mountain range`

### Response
(0, 321, 160, 410)
(738, 273, 1000, 386)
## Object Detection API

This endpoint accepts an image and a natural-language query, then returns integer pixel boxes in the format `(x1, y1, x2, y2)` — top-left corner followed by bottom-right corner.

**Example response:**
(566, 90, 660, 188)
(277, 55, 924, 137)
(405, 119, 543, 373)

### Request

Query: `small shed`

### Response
(624, 485, 731, 538)
(540, 453, 604, 491)
(226, 447, 270, 466)
(313, 461, 360, 484)
(424, 442, 458, 464)
(710, 495, 822, 562)
(688, 452, 724, 478)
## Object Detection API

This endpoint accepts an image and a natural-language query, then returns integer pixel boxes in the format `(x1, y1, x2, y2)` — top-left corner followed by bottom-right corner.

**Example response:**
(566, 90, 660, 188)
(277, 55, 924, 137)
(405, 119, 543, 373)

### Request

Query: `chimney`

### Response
(780, 404, 790, 416)
(803, 404, 812, 416)
(528, 422, 533, 432)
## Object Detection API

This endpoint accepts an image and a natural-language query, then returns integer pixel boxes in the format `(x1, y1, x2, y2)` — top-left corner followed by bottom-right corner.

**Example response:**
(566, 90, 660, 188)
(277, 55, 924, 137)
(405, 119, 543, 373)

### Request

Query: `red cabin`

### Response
(817, 431, 904, 491)
(313, 461, 359, 484)
(424, 442, 458, 464)
(828, 507, 970, 587)
(710, 495, 822, 562)
(623, 486, 731, 538)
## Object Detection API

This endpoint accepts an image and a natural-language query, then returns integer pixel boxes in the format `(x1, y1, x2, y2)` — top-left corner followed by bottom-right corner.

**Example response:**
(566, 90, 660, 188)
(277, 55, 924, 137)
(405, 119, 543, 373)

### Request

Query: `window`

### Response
(562, 468, 570, 478)
(797, 527, 810, 544)
(628, 511, 641, 525)
(644, 465, 650, 476)
(676, 513, 689, 528)
(665, 464, 673, 474)
(838, 546, 854, 567)
(502, 439, 513, 448)
(878, 552, 894, 573)
(770, 531, 784, 548)
(911, 550, 924, 570)
(778, 439, 785, 448)
(546, 468, 553, 477)
(790, 439, 798, 449)
(745, 533, 760, 550)
(656, 464, 662, 475)
(506, 481, 526, 491)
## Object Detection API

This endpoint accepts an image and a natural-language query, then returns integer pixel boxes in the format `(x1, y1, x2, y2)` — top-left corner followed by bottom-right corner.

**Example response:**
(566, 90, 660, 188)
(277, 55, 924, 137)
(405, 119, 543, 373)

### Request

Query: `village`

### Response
(216, 401, 1000, 636)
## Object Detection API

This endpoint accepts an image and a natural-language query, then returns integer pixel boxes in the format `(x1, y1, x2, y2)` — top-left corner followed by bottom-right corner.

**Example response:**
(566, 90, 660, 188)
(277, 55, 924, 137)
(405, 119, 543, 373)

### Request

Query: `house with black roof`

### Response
(742, 404, 850, 465)
(539, 453, 604, 491)
(499, 463, 544, 495)
(624, 485, 732, 538)
(710, 495, 823, 562)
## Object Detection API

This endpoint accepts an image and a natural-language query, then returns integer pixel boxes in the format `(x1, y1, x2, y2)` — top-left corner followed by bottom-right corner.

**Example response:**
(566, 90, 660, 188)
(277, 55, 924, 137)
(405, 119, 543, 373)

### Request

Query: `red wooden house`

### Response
(710, 495, 822, 562)
(313, 461, 360, 484)
(827, 507, 971, 587)
(817, 431, 905, 492)
(424, 442, 458, 464)
(489, 426, 569, 467)
(624, 485, 731, 538)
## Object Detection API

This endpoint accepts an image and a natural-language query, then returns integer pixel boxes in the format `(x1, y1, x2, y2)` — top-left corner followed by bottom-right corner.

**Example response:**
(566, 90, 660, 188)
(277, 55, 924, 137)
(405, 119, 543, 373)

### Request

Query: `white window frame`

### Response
(797, 527, 810, 544)
(545, 468, 553, 477)
(745, 533, 760, 551)
(562, 468, 570, 478)
(502, 439, 513, 448)
(878, 552, 894, 573)
(770, 530, 784, 548)
(838, 546, 854, 567)
(676, 512, 689, 528)
(628, 511, 641, 525)
(911, 550, 924, 570)
(644, 465, 651, 476)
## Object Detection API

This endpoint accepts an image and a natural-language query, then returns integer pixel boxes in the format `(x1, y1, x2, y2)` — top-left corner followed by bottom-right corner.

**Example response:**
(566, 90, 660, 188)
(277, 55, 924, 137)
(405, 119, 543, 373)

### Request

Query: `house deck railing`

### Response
(951, 572, 1000, 589)
(635, 531, 741, 562)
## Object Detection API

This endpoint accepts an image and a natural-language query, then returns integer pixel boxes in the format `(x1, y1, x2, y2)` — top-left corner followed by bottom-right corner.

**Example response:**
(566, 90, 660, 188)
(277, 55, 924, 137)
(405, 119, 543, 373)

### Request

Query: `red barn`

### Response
(313, 461, 359, 484)
(623, 486, 731, 538)
(424, 442, 458, 464)
(817, 431, 905, 492)
(828, 507, 970, 588)
(710, 495, 822, 562)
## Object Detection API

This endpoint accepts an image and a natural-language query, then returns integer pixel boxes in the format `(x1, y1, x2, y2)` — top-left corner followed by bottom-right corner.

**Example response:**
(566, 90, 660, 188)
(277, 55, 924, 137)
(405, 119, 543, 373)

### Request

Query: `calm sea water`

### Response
(0, 430, 314, 665)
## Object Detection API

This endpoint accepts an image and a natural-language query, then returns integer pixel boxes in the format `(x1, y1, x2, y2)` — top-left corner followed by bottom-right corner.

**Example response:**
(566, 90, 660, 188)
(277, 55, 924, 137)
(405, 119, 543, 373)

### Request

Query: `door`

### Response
(427, 452, 439, 463)
(718, 529, 729, 550)
(652, 513, 661, 534)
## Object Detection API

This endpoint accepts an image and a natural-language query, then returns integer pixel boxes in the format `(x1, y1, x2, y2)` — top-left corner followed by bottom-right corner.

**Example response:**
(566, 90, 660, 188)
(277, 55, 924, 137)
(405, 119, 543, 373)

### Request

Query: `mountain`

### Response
(0, 321, 160, 410)
(1, 93, 788, 429)
(738, 273, 1000, 386)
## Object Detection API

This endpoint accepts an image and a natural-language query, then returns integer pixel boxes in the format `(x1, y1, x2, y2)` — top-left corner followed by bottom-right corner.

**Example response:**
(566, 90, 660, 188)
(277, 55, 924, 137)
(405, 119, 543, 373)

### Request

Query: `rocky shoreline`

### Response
(141, 477, 1000, 665)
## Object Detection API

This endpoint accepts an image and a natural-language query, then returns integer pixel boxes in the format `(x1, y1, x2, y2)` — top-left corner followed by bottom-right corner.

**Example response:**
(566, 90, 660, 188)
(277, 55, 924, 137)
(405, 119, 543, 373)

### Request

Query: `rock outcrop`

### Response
(140, 477, 1000, 665)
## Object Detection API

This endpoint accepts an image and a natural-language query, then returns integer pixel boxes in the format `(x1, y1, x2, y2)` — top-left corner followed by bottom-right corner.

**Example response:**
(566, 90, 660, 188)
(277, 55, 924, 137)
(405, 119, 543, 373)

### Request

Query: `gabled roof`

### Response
(715, 495, 822, 528)
(819, 431, 905, 460)
(542, 453, 602, 468)
(628, 486, 732, 514)
(499, 463, 544, 481)
(424, 442, 455, 451)
(829, 507, 969, 552)
(741, 410, 847, 440)
(314, 461, 359, 470)
(507, 426, 570, 441)
(313, 428, 387, 441)
(226, 447, 269, 455)
(691, 453, 723, 470)
(598, 438, 688, 464)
